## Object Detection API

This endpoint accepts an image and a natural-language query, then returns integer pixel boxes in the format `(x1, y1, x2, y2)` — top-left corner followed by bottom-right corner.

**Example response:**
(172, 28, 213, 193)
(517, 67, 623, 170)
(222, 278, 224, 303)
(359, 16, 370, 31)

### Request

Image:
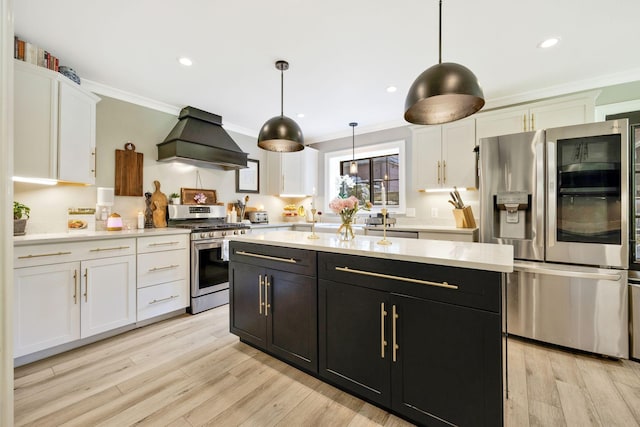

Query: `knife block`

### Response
(453, 206, 477, 228)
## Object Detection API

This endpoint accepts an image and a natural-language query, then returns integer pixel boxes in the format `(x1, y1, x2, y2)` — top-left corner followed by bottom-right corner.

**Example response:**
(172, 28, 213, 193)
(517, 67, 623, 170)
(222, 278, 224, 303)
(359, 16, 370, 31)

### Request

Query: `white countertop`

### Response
(228, 230, 513, 273)
(13, 227, 191, 246)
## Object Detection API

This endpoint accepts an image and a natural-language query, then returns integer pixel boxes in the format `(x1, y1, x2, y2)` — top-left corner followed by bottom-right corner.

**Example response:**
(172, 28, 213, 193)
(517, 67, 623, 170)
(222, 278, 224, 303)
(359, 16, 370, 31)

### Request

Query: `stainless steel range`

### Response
(168, 205, 250, 314)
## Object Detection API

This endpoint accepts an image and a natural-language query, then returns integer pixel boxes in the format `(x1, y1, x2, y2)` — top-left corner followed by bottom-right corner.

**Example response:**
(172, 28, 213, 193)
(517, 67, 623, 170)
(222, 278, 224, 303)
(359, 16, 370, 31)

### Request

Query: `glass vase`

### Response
(337, 219, 355, 241)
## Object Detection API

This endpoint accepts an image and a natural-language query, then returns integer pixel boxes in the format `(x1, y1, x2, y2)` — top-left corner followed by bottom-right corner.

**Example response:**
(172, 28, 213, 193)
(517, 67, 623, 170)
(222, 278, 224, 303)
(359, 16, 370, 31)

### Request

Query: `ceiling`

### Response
(13, 0, 640, 143)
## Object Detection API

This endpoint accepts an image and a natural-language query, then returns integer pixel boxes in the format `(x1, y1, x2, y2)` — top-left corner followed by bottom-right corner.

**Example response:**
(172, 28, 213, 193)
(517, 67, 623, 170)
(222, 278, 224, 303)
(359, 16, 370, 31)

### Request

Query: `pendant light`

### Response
(258, 60, 304, 152)
(404, 0, 484, 125)
(349, 122, 358, 175)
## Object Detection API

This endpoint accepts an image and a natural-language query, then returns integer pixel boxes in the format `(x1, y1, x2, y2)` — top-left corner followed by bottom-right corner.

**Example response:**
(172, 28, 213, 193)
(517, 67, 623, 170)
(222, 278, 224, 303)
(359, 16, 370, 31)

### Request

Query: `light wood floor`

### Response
(13, 305, 640, 427)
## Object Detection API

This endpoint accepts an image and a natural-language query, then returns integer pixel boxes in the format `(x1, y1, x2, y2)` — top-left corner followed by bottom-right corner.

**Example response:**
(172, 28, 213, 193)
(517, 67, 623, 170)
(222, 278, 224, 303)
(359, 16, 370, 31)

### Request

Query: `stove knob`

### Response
(200, 233, 206, 239)
(222, 231, 227, 237)
(209, 232, 215, 238)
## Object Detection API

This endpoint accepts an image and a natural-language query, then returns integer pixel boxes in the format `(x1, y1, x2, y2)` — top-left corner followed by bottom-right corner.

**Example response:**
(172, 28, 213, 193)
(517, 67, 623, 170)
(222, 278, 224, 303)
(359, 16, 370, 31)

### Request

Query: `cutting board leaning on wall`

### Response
(115, 142, 143, 196)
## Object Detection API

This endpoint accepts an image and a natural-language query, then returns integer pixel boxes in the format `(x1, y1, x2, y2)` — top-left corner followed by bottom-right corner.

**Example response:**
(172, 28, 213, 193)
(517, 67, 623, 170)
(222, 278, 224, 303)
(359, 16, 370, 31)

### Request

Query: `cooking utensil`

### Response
(453, 187, 465, 208)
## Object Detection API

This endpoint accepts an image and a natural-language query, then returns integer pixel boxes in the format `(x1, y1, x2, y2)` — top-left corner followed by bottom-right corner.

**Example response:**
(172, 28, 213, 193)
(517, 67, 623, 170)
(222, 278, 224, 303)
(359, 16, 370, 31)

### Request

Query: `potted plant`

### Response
(169, 192, 181, 205)
(13, 201, 30, 236)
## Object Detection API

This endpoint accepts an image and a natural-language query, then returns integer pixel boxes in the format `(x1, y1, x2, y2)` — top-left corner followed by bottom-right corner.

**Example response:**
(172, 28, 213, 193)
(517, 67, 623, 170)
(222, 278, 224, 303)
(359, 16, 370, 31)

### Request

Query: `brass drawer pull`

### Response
(149, 241, 180, 247)
(73, 270, 78, 304)
(265, 276, 271, 317)
(334, 266, 459, 290)
(149, 295, 179, 305)
(392, 304, 399, 362)
(148, 264, 179, 272)
(259, 275, 264, 315)
(18, 251, 72, 259)
(90, 246, 130, 252)
(236, 251, 297, 264)
(381, 303, 387, 358)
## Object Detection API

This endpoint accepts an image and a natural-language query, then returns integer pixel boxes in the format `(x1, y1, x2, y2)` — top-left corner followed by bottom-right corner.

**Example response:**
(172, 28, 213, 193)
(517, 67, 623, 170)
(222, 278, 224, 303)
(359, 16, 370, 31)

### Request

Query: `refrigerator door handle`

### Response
(513, 262, 621, 281)
(546, 141, 557, 249)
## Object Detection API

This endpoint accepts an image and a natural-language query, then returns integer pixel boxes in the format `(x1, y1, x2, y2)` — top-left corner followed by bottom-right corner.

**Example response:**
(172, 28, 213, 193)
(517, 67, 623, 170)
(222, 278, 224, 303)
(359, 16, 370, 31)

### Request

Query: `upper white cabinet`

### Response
(267, 146, 318, 196)
(412, 118, 476, 190)
(14, 60, 100, 184)
(475, 92, 597, 144)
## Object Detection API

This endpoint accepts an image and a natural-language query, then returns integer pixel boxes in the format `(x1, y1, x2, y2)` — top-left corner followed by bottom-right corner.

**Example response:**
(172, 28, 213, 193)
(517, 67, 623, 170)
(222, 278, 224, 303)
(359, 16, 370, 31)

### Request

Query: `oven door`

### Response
(191, 239, 229, 298)
(546, 120, 629, 268)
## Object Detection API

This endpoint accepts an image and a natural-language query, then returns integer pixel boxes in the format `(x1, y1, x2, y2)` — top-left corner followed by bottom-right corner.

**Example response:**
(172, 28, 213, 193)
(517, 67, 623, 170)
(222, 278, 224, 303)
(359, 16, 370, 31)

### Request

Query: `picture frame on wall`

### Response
(236, 159, 259, 193)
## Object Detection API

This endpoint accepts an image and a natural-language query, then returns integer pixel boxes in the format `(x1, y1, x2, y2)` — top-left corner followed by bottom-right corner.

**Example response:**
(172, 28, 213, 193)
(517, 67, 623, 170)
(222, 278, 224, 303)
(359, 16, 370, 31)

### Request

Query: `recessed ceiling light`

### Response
(178, 57, 193, 66)
(297, 113, 305, 118)
(538, 37, 560, 49)
(386, 86, 397, 93)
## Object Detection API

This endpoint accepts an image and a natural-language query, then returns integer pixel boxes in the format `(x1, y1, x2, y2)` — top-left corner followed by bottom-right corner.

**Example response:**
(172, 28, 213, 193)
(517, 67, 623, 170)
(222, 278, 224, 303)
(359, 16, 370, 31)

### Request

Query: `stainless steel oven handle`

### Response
(236, 251, 297, 264)
(513, 262, 621, 281)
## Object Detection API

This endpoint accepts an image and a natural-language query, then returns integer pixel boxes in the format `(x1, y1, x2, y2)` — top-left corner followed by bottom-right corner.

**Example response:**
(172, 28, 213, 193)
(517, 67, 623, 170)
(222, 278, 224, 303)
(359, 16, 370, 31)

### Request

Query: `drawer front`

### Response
(137, 280, 188, 321)
(14, 238, 136, 268)
(137, 234, 189, 254)
(137, 249, 188, 288)
(318, 252, 501, 313)
(230, 241, 316, 276)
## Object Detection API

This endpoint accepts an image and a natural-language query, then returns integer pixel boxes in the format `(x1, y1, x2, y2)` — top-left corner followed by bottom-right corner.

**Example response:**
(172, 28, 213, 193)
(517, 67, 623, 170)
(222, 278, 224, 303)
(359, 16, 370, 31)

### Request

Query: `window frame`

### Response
(324, 139, 406, 216)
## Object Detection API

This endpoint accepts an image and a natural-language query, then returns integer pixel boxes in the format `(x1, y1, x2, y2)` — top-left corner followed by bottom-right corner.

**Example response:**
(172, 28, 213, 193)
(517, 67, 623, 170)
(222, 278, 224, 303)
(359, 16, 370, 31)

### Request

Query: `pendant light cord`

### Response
(280, 67, 284, 117)
(438, 0, 442, 64)
(352, 125, 355, 160)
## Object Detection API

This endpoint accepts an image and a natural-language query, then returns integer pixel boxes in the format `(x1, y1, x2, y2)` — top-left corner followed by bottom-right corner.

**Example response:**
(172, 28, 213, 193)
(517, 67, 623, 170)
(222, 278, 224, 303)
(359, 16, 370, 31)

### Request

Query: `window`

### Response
(339, 154, 399, 206)
(324, 140, 406, 215)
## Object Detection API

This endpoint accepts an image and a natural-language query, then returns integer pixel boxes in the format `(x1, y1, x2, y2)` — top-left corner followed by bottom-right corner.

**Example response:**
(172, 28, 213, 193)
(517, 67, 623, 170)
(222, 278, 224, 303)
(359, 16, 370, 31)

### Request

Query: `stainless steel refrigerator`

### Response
(480, 119, 629, 358)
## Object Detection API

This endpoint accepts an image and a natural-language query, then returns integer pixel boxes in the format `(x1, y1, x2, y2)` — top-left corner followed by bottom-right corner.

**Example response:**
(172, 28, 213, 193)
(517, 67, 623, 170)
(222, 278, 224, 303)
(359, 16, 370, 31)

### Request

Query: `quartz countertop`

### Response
(13, 227, 191, 246)
(228, 230, 513, 273)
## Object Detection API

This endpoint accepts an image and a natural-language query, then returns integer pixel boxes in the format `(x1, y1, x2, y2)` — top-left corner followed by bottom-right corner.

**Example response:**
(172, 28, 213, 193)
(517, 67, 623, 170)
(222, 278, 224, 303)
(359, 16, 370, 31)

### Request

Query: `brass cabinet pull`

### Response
(442, 160, 447, 184)
(148, 264, 179, 272)
(392, 305, 399, 362)
(236, 251, 297, 264)
(335, 266, 459, 290)
(73, 270, 78, 304)
(18, 251, 72, 259)
(149, 241, 180, 247)
(381, 303, 388, 358)
(149, 295, 179, 305)
(437, 160, 441, 184)
(259, 275, 264, 314)
(531, 113, 535, 130)
(523, 114, 527, 131)
(264, 276, 270, 317)
(83, 268, 88, 302)
(90, 246, 130, 252)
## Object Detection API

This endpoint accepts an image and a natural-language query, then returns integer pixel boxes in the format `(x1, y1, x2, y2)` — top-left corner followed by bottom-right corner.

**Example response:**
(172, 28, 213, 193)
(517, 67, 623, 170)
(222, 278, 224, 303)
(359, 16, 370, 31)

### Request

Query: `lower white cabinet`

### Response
(14, 262, 80, 357)
(13, 238, 136, 358)
(136, 235, 189, 321)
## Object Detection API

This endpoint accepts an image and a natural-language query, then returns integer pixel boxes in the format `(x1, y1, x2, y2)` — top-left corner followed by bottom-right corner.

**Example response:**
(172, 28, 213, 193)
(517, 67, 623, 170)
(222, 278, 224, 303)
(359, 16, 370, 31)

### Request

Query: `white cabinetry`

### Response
(13, 239, 136, 358)
(475, 92, 597, 144)
(14, 60, 100, 184)
(267, 147, 318, 196)
(412, 118, 476, 190)
(136, 235, 189, 321)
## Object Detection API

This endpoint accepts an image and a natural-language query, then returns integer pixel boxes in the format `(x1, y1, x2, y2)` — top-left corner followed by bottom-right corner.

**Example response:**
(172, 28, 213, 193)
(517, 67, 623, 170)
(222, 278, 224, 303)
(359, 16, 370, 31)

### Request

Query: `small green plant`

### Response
(13, 201, 30, 220)
(169, 192, 180, 199)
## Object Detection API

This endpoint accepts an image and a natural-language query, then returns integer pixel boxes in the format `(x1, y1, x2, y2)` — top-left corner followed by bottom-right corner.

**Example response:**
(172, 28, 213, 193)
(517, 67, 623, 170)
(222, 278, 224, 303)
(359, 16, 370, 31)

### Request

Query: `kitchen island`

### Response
(228, 231, 512, 426)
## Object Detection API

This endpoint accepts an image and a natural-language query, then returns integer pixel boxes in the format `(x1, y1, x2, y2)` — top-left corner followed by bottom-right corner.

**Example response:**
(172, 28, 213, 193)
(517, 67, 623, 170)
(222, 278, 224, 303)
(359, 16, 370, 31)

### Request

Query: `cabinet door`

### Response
(412, 126, 442, 190)
(442, 119, 476, 188)
(267, 148, 318, 196)
(229, 262, 267, 347)
(475, 106, 529, 143)
(13, 262, 80, 357)
(319, 279, 391, 407)
(80, 255, 136, 338)
(267, 269, 317, 372)
(13, 61, 57, 180)
(58, 79, 97, 184)
(529, 97, 594, 130)
(391, 294, 502, 427)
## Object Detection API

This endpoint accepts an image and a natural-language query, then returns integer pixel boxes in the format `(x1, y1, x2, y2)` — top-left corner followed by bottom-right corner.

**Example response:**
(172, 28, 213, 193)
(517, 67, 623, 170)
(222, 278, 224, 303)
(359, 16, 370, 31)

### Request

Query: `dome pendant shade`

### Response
(258, 60, 304, 152)
(258, 115, 304, 152)
(404, 0, 485, 125)
(404, 62, 484, 125)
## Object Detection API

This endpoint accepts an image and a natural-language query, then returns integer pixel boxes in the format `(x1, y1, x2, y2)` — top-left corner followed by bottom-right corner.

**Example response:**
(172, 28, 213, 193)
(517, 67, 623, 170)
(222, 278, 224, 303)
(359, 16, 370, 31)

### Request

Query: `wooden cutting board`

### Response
(115, 142, 143, 196)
